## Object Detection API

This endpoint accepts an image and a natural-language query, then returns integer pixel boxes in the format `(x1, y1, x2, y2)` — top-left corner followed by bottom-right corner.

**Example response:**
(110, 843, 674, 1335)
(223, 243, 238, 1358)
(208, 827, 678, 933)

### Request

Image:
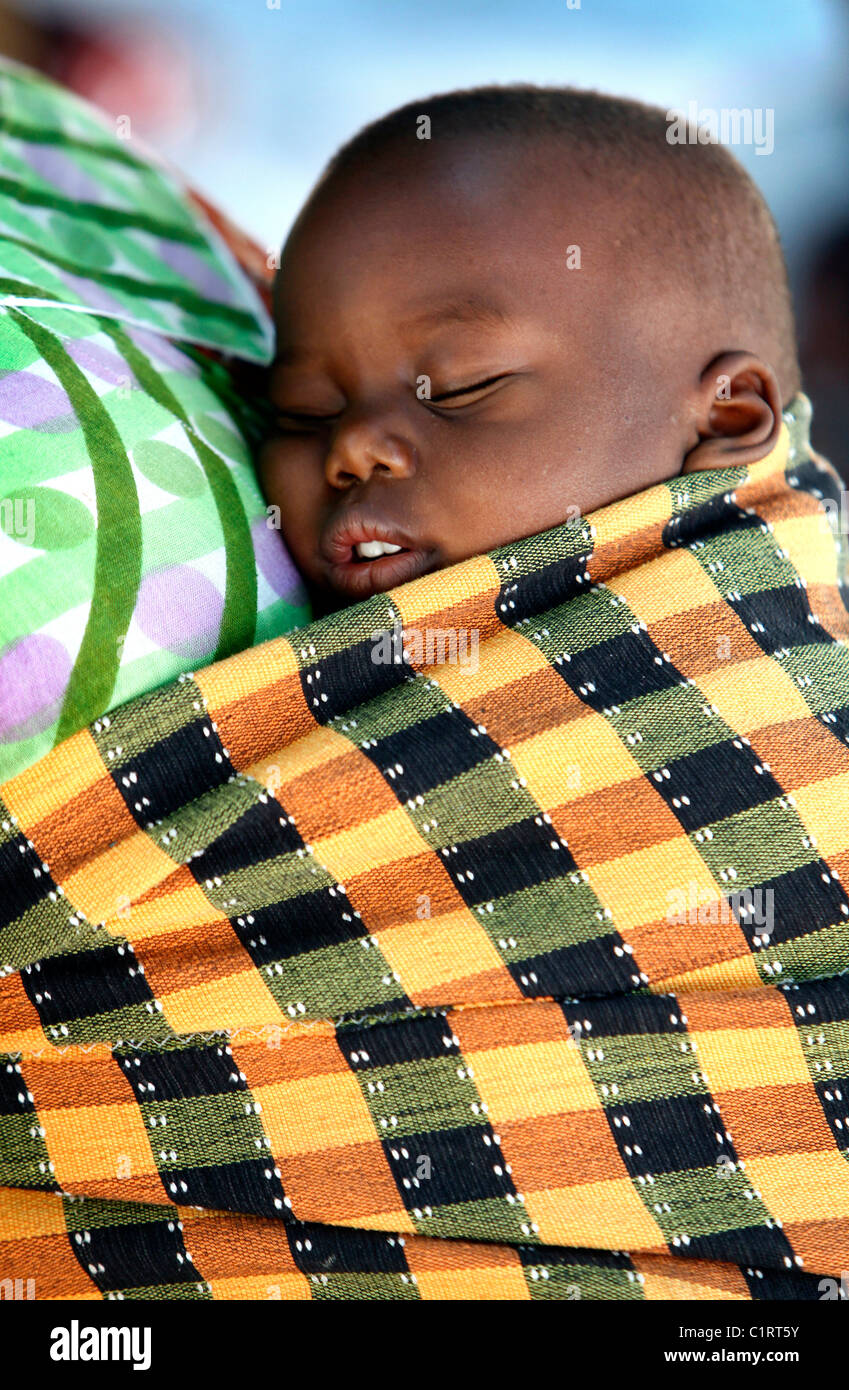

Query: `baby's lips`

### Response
(319, 505, 419, 564)
(324, 545, 436, 598)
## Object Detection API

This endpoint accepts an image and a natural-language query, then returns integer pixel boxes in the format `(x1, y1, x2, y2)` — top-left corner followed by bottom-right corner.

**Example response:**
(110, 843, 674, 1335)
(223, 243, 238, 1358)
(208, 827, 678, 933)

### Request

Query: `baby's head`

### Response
(261, 86, 799, 608)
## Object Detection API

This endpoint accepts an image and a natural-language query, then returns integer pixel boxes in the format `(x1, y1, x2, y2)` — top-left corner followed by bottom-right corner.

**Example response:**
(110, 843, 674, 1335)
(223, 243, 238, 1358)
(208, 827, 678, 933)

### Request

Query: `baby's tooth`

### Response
(355, 540, 402, 558)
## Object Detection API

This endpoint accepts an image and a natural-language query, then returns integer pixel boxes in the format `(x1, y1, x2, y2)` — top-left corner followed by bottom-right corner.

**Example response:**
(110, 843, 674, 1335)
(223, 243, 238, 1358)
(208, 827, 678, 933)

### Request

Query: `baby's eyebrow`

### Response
(402, 295, 515, 332)
(272, 295, 515, 368)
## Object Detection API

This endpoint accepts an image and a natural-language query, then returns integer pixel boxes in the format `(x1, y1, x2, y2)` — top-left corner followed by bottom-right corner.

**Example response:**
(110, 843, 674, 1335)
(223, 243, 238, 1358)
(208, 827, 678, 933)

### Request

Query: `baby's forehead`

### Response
(300, 149, 699, 334)
(279, 142, 635, 316)
(303, 136, 617, 233)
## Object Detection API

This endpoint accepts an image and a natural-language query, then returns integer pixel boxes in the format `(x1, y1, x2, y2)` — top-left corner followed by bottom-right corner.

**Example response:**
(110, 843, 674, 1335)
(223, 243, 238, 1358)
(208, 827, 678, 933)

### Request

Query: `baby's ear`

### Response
(681, 352, 782, 474)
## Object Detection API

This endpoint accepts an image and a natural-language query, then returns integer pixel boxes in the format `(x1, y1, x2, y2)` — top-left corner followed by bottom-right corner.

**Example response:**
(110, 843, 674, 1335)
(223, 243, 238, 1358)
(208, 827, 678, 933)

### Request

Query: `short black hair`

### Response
(318, 84, 800, 396)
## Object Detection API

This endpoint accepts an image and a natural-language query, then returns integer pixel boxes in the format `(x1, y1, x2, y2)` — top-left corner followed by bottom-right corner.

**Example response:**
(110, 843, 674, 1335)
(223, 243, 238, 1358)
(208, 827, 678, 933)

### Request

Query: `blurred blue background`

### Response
(3, 0, 848, 463)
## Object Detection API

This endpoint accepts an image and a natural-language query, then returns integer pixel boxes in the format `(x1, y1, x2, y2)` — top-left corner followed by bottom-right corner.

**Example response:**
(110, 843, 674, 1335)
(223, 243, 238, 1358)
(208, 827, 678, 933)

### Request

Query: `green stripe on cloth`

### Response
(0, 230, 259, 331)
(0, 174, 208, 244)
(101, 320, 257, 661)
(0, 116, 161, 172)
(9, 307, 143, 746)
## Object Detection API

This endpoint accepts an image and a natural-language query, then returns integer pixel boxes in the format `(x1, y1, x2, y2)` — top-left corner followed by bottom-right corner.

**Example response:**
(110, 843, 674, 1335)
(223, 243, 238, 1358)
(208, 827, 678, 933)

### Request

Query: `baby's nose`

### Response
(325, 419, 417, 489)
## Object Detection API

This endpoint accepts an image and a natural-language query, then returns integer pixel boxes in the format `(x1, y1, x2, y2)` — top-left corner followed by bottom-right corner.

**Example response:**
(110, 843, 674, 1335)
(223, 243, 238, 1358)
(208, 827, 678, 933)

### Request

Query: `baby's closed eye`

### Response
(427, 372, 516, 406)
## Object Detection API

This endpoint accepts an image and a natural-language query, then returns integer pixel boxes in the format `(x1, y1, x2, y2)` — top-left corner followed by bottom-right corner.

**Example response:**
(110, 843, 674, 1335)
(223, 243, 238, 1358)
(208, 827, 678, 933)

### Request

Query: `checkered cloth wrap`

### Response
(2, 394, 849, 1302)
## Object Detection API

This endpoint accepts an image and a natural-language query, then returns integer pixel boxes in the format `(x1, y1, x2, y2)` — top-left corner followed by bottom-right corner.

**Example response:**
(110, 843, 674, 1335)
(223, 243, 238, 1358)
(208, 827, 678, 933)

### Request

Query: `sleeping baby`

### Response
(260, 85, 799, 613)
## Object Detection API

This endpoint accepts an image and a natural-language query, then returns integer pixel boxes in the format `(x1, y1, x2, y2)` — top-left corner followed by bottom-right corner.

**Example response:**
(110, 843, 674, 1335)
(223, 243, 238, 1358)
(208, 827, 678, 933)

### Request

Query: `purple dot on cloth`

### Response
(19, 141, 106, 203)
(134, 565, 224, 661)
(65, 338, 137, 389)
(0, 370, 75, 431)
(156, 238, 236, 301)
(251, 517, 303, 602)
(0, 634, 72, 740)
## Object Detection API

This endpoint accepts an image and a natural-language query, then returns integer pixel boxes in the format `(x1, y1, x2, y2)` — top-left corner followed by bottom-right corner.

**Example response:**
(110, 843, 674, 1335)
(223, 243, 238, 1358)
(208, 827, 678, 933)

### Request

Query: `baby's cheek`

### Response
(256, 438, 287, 504)
(258, 444, 301, 515)
(258, 445, 325, 578)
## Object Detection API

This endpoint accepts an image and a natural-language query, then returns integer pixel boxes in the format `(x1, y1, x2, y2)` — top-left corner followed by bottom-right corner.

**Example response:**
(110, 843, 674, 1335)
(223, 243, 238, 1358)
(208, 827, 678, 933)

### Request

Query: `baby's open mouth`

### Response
(320, 509, 436, 595)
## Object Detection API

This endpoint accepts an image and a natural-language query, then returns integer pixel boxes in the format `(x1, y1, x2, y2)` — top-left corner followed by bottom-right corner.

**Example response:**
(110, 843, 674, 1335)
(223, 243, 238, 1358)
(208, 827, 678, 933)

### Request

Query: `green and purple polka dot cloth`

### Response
(0, 57, 309, 781)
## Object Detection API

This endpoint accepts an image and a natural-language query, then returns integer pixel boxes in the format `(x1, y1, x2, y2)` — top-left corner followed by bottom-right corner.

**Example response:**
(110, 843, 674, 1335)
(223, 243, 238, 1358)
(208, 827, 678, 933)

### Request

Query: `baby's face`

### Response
(261, 140, 695, 606)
